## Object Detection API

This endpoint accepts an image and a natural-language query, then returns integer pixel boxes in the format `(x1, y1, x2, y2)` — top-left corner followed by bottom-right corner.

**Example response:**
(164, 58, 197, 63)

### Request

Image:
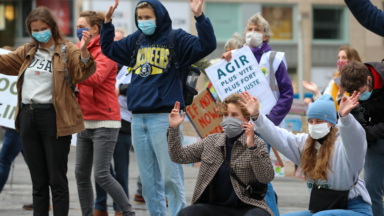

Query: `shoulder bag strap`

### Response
(220, 146, 248, 189)
(60, 43, 78, 97)
(166, 29, 181, 78)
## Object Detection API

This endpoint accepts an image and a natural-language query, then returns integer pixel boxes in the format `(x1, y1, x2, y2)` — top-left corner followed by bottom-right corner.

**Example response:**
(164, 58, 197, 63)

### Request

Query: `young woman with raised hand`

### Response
(240, 91, 372, 216)
(167, 94, 274, 216)
(0, 6, 96, 216)
(75, 11, 135, 216)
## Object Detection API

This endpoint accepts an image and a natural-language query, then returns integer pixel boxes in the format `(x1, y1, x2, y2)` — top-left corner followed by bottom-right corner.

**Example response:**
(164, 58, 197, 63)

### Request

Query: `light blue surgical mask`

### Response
(138, 19, 156, 35)
(359, 89, 372, 101)
(32, 29, 52, 43)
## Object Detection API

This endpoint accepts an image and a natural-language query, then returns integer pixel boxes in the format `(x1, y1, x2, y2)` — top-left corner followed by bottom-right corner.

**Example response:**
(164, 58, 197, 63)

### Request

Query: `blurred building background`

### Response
(1, 0, 384, 95)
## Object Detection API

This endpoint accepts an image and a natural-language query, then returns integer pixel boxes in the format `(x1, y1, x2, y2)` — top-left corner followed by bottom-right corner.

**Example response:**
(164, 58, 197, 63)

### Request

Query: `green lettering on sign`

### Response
(218, 69, 226, 80)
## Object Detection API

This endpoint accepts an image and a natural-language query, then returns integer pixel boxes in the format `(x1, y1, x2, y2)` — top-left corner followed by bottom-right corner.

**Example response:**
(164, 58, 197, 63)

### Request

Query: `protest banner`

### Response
(186, 88, 222, 139)
(205, 46, 276, 115)
(206, 46, 285, 167)
(0, 48, 17, 129)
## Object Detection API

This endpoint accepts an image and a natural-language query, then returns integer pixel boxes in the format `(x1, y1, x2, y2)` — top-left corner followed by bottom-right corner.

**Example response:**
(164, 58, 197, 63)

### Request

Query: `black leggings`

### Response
(178, 204, 270, 216)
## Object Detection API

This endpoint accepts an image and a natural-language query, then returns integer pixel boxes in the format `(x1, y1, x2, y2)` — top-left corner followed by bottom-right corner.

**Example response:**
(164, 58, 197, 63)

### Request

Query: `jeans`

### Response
(178, 203, 270, 216)
(132, 113, 186, 216)
(94, 131, 131, 212)
(19, 106, 71, 216)
(282, 197, 372, 216)
(75, 128, 135, 216)
(0, 128, 24, 192)
(364, 139, 384, 216)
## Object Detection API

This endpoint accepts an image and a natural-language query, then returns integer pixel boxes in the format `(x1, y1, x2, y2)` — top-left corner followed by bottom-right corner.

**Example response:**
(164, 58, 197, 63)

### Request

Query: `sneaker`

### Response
(115, 211, 123, 216)
(94, 209, 109, 216)
(134, 194, 145, 204)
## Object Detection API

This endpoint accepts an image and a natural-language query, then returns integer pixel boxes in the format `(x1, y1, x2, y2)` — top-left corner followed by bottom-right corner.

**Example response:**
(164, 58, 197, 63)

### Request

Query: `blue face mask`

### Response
(359, 89, 372, 101)
(32, 29, 52, 43)
(138, 19, 156, 35)
(77, 28, 89, 41)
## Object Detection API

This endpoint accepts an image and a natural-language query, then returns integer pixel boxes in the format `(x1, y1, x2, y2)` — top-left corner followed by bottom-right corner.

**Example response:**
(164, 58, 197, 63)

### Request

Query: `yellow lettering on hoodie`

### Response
(154, 47, 161, 67)
(159, 48, 165, 68)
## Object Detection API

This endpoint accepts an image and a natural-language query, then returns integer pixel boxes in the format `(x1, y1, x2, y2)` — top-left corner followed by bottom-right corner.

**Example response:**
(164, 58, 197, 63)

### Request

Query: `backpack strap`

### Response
(269, 51, 279, 100)
(60, 43, 79, 97)
(166, 29, 181, 80)
(128, 33, 146, 73)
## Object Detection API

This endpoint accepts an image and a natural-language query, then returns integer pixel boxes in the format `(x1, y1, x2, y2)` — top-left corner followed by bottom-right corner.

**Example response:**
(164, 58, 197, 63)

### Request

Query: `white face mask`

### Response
(308, 123, 330, 140)
(245, 32, 264, 48)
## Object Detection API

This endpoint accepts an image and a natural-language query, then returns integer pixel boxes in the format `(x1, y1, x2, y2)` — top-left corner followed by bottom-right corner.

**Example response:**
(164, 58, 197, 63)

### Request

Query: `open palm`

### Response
(302, 81, 319, 95)
(105, 0, 119, 23)
(239, 91, 259, 116)
(169, 102, 186, 128)
(339, 91, 360, 117)
(190, 0, 203, 16)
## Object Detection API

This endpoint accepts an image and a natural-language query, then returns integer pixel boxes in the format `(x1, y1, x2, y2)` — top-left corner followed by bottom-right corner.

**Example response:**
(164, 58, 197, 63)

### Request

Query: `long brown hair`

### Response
(25, 6, 66, 49)
(339, 46, 362, 63)
(300, 127, 338, 181)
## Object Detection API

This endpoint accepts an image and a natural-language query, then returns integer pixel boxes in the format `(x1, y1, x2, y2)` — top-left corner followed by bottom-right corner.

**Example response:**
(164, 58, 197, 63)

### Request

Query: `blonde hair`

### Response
(80, 11, 105, 33)
(137, 2, 154, 12)
(115, 28, 128, 37)
(245, 12, 273, 42)
(224, 33, 245, 51)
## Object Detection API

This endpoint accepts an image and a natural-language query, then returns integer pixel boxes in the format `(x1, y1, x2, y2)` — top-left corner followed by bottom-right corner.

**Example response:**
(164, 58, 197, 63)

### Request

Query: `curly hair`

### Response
(300, 127, 338, 181)
(216, 93, 250, 120)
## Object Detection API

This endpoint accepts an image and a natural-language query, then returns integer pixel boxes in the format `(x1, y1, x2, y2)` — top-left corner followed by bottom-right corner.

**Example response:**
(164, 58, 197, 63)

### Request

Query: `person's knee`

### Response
(94, 169, 111, 186)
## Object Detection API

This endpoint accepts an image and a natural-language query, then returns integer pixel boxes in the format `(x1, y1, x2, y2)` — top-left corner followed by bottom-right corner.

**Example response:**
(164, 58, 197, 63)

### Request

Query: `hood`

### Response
(365, 62, 384, 93)
(135, 0, 172, 37)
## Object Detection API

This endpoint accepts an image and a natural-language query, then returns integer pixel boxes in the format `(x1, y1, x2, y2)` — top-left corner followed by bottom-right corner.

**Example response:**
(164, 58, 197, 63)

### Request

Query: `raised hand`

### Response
(190, 0, 203, 17)
(169, 102, 186, 128)
(105, 0, 119, 23)
(302, 81, 319, 95)
(243, 122, 256, 148)
(80, 31, 91, 58)
(339, 91, 360, 118)
(239, 91, 259, 117)
(221, 51, 232, 63)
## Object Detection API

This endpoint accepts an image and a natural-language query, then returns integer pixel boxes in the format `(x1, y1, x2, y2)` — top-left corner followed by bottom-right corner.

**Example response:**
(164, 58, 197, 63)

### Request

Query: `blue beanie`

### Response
(307, 95, 337, 125)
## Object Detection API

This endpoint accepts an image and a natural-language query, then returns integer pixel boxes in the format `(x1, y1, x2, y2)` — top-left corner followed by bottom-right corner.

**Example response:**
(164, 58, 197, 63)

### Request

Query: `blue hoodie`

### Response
(100, 0, 217, 113)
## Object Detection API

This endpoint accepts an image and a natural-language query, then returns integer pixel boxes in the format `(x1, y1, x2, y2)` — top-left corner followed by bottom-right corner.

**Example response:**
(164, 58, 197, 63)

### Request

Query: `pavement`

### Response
(0, 146, 310, 215)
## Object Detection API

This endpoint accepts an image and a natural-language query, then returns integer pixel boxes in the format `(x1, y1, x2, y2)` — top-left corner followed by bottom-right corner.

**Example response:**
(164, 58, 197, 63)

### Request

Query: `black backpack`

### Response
(128, 30, 198, 107)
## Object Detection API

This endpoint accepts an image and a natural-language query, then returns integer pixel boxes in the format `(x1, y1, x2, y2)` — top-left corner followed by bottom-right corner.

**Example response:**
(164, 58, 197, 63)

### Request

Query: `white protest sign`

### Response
(205, 46, 277, 115)
(0, 48, 17, 129)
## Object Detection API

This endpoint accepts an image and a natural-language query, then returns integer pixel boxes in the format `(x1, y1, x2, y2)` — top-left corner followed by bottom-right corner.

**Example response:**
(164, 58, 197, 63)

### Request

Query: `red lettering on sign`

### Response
(204, 113, 211, 124)
(192, 103, 199, 116)
(198, 116, 207, 129)
(187, 107, 196, 119)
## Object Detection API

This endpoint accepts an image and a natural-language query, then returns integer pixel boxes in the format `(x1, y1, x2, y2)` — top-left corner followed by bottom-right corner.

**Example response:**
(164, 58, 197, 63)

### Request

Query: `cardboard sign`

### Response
(0, 48, 17, 129)
(205, 46, 276, 115)
(186, 89, 222, 138)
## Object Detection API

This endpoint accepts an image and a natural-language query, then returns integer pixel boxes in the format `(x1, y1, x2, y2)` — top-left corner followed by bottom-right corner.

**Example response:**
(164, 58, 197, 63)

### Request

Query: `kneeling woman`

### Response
(241, 91, 372, 216)
(167, 94, 274, 216)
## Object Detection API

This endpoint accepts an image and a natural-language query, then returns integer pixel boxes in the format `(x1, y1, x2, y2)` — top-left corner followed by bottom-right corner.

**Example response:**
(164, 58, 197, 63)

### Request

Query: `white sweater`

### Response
(254, 113, 372, 205)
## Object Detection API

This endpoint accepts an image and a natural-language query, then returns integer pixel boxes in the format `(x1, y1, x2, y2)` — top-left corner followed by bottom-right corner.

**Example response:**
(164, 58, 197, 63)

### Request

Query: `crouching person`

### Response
(241, 91, 373, 216)
(167, 94, 275, 216)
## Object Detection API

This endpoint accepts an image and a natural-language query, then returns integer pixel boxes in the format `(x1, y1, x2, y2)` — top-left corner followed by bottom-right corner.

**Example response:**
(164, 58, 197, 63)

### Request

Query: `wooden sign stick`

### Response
(272, 147, 284, 168)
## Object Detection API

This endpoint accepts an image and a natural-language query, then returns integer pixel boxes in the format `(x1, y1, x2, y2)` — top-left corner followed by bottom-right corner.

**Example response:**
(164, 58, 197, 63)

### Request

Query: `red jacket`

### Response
(77, 35, 120, 121)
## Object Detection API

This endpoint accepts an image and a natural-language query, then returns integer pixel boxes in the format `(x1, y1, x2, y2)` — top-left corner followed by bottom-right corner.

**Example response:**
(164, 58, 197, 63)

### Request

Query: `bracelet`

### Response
(251, 113, 259, 121)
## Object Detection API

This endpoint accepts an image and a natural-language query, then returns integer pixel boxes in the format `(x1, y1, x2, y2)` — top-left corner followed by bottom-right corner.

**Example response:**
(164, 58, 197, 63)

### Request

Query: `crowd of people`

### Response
(0, 0, 383, 216)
